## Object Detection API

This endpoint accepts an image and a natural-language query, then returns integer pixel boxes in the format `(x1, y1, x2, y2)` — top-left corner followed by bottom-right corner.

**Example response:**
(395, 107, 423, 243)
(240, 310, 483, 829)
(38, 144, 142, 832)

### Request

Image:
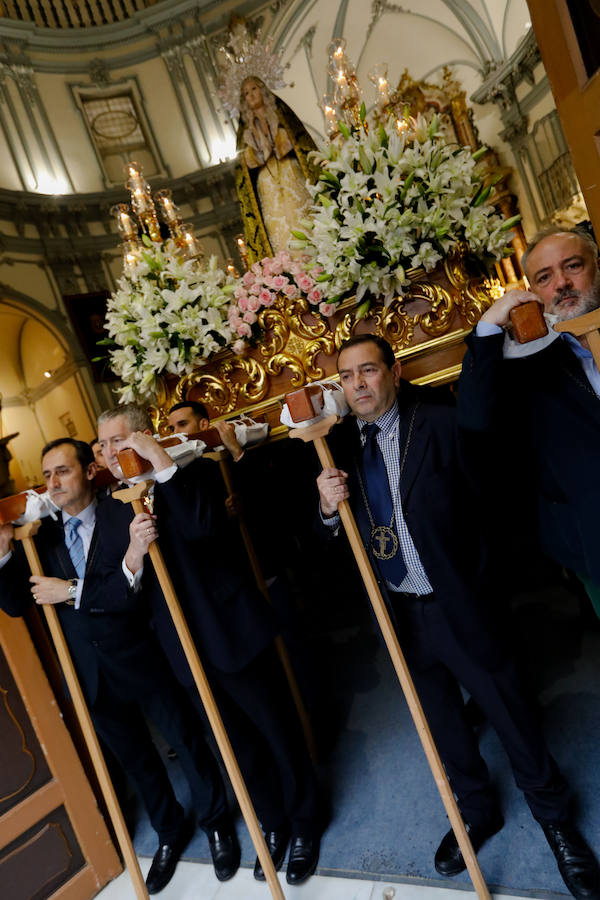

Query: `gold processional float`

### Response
(106, 29, 526, 435)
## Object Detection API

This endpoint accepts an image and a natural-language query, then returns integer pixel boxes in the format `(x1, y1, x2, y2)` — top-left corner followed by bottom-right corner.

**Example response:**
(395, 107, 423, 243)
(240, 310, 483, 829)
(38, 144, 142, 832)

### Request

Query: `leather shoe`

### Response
(206, 825, 240, 882)
(254, 828, 289, 881)
(286, 834, 319, 885)
(541, 822, 600, 900)
(146, 821, 193, 894)
(434, 816, 504, 876)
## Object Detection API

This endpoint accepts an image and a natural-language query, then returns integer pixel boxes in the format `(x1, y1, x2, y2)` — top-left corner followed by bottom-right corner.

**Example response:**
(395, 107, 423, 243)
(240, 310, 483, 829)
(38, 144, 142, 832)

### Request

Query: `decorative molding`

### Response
(471, 28, 540, 108)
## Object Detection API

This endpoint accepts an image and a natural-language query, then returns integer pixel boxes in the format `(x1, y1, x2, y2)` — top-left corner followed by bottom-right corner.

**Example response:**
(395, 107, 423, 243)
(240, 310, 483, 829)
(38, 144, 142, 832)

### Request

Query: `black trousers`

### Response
(390, 593, 571, 827)
(187, 646, 321, 837)
(92, 673, 228, 844)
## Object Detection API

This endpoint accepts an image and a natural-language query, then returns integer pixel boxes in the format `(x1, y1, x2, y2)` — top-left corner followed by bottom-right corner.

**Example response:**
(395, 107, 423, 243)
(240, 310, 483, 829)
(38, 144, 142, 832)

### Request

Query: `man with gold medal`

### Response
(316, 333, 600, 899)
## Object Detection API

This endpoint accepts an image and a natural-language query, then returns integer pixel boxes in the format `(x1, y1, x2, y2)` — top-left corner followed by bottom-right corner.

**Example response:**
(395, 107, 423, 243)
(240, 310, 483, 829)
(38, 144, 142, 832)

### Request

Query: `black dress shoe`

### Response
(206, 825, 241, 882)
(254, 828, 290, 881)
(434, 816, 504, 876)
(541, 822, 600, 900)
(146, 821, 193, 894)
(286, 834, 319, 885)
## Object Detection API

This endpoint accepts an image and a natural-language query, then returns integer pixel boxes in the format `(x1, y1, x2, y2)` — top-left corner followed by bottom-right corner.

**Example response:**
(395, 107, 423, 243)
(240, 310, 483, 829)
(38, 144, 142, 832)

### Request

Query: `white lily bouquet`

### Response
(290, 111, 519, 316)
(101, 236, 236, 402)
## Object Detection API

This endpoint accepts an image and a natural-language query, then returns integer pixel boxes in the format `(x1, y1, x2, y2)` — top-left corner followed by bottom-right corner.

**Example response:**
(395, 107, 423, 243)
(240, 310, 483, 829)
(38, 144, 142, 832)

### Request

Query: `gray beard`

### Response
(550, 275, 600, 321)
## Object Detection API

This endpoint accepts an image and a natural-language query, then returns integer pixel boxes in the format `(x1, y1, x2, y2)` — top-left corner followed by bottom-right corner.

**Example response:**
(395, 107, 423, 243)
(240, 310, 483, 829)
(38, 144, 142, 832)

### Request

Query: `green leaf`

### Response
(290, 229, 307, 240)
(319, 171, 342, 190)
(359, 101, 367, 123)
(358, 145, 373, 174)
(338, 121, 351, 139)
(472, 184, 492, 207)
(378, 124, 389, 148)
(399, 171, 415, 201)
(471, 146, 488, 162)
(96, 337, 117, 346)
(315, 272, 333, 282)
(356, 299, 371, 318)
(356, 198, 365, 215)
(141, 233, 153, 248)
(499, 214, 522, 231)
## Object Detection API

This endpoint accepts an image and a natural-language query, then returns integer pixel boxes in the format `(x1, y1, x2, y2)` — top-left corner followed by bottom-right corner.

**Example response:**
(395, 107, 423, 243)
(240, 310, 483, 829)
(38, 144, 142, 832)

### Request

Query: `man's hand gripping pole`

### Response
(290, 415, 491, 900)
(14, 520, 149, 900)
(112, 482, 287, 900)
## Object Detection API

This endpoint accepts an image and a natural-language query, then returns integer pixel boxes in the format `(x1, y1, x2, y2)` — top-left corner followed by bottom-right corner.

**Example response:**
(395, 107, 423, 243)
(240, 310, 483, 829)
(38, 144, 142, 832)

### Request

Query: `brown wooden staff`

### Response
(207, 447, 318, 763)
(290, 415, 491, 900)
(113, 482, 286, 900)
(553, 307, 600, 368)
(14, 520, 149, 900)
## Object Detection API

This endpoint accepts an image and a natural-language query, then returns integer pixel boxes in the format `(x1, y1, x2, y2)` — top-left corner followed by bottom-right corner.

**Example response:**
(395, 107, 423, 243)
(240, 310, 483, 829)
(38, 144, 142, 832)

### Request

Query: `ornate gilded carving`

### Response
(156, 251, 498, 424)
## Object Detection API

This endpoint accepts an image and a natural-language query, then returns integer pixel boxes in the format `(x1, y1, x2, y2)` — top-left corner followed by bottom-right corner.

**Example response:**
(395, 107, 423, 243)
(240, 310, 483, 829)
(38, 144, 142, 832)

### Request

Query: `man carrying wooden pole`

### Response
(290, 333, 596, 900)
(166, 400, 317, 763)
(0, 438, 248, 895)
(97, 405, 322, 889)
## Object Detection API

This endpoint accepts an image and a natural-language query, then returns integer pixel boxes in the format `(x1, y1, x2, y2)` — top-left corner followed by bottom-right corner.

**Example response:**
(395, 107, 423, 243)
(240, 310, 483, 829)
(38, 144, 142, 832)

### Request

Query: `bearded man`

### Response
(458, 226, 600, 605)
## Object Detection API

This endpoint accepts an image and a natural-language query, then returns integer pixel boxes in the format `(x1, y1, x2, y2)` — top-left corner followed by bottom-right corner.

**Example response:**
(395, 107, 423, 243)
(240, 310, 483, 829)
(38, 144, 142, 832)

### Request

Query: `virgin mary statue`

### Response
(235, 77, 320, 265)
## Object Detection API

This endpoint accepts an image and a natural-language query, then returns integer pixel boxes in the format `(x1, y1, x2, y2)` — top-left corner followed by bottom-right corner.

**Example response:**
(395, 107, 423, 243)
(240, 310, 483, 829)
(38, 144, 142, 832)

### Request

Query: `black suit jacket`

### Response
(0, 511, 168, 704)
(322, 383, 503, 667)
(99, 457, 278, 685)
(458, 332, 600, 582)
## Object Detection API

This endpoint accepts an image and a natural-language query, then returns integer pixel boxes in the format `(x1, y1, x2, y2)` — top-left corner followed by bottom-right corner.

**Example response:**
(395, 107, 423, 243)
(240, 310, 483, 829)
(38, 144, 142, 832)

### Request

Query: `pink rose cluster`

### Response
(228, 251, 336, 348)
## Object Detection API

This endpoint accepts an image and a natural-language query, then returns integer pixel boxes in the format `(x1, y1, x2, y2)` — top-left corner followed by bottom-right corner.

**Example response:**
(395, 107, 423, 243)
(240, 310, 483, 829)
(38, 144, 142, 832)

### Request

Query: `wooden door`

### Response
(527, 0, 600, 233)
(0, 609, 121, 900)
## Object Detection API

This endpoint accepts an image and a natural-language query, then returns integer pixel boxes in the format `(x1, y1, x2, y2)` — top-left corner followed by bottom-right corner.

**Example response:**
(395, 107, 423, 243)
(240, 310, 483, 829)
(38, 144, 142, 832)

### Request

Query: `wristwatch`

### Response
(65, 578, 77, 606)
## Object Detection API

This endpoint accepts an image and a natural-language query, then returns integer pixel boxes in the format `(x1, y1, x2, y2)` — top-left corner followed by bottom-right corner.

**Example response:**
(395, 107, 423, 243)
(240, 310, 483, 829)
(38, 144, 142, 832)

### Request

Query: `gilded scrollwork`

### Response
(178, 355, 269, 415)
(409, 283, 455, 335)
(378, 304, 415, 351)
(161, 251, 497, 422)
(258, 307, 289, 358)
(265, 352, 306, 387)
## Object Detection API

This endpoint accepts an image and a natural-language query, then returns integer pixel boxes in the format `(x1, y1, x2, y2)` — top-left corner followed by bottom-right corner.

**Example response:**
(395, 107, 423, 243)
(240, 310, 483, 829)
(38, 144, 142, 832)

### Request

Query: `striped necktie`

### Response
(65, 517, 85, 578)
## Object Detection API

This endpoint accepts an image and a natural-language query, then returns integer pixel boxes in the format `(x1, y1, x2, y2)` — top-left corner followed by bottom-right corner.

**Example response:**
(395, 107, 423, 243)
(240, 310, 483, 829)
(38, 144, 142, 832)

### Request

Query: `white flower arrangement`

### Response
(290, 112, 519, 315)
(102, 237, 236, 403)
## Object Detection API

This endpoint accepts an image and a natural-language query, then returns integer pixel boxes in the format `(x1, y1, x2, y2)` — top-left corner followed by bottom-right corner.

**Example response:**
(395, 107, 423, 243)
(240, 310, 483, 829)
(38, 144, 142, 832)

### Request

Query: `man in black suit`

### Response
(96, 406, 322, 885)
(458, 227, 600, 608)
(316, 334, 599, 900)
(0, 438, 239, 892)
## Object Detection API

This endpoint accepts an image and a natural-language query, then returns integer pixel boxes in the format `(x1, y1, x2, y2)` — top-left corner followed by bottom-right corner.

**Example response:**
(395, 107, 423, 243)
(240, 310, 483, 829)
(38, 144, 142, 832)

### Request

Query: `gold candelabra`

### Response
(112, 162, 205, 266)
(321, 45, 415, 136)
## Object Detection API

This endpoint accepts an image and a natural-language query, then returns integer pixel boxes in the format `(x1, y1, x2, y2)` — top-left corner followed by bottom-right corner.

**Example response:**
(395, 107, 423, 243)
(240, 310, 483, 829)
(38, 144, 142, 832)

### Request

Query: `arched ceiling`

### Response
(0, 0, 537, 196)
(270, 0, 533, 138)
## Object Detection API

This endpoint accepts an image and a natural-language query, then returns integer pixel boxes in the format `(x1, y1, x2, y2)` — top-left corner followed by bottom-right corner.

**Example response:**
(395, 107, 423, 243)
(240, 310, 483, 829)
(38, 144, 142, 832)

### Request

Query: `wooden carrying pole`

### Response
(553, 307, 600, 368)
(14, 520, 149, 900)
(291, 416, 491, 900)
(113, 483, 286, 900)
(209, 448, 318, 763)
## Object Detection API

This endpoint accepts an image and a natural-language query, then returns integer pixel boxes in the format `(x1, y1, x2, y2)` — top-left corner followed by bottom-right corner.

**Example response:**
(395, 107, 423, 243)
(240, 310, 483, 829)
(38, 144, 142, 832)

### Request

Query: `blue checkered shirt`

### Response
(323, 403, 433, 594)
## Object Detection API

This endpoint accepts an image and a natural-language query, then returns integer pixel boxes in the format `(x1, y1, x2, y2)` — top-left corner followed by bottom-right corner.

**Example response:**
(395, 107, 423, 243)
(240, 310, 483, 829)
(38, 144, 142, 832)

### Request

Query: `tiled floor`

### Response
(96, 859, 541, 899)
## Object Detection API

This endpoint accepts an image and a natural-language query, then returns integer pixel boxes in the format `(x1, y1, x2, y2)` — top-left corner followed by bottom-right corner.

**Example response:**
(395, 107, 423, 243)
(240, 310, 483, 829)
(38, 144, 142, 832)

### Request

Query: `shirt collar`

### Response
(62, 498, 97, 528)
(560, 331, 593, 360)
(357, 400, 399, 438)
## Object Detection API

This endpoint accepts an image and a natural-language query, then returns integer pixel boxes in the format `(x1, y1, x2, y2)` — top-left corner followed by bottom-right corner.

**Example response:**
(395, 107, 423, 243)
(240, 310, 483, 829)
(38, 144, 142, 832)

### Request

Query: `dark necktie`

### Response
(361, 423, 407, 584)
(65, 517, 85, 578)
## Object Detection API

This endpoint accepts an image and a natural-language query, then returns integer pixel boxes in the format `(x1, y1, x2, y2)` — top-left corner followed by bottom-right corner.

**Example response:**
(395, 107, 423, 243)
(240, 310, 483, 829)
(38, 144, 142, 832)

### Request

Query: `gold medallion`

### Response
(371, 526, 399, 560)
